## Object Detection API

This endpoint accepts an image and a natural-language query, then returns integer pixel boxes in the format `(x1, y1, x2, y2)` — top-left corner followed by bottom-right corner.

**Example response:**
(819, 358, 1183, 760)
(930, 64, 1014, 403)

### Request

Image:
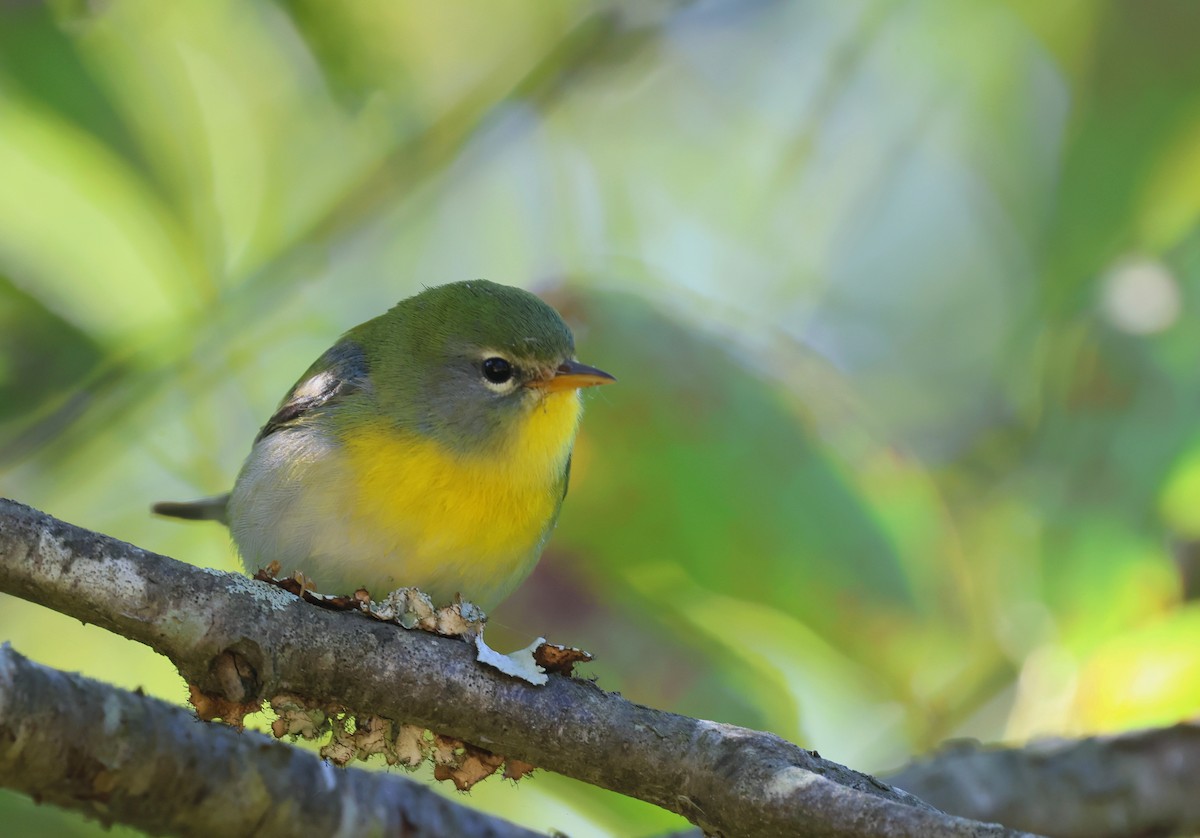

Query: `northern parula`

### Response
(154, 280, 614, 610)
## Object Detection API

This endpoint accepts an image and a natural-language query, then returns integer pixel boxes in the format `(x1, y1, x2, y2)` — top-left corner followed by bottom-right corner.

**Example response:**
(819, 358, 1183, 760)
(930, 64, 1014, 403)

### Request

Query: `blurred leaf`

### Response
(555, 289, 915, 620)
(0, 275, 102, 433)
(0, 787, 139, 838)
(0, 3, 142, 168)
(0, 95, 205, 338)
(1072, 605, 1200, 731)
(1043, 1, 1200, 311)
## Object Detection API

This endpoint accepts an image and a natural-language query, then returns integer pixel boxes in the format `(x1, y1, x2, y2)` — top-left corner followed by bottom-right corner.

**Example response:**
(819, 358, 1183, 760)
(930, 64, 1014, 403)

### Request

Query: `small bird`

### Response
(154, 280, 614, 611)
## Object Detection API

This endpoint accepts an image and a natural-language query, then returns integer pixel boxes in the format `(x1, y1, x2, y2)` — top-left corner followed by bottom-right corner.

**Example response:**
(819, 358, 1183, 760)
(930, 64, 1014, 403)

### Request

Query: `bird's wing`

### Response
(255, 339, 372, 443)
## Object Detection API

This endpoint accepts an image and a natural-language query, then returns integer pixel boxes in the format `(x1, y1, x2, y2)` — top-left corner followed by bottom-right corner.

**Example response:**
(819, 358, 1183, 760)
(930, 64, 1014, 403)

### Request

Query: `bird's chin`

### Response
(524, 386, 579, 411)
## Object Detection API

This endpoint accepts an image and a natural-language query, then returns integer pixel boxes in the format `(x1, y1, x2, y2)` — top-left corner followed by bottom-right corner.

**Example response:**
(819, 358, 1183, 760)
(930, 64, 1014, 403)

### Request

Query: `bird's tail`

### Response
(152, 494, 230, 525)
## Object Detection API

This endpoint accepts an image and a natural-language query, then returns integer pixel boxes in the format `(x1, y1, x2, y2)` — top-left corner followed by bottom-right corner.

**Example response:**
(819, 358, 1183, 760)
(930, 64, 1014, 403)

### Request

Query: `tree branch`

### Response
(0, 499, 1025, 837)
(888, 727, 1200, 838)
(0, 644, 541, 837)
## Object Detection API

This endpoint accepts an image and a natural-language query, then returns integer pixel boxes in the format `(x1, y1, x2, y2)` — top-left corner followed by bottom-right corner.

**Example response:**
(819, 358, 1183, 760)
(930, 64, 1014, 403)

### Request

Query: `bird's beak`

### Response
(530, 359, 616, 393)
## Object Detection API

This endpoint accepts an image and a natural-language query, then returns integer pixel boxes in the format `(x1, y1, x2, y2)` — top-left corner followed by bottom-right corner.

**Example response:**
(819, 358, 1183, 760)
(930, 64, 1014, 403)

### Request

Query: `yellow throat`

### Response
(337, 388, 583, 608)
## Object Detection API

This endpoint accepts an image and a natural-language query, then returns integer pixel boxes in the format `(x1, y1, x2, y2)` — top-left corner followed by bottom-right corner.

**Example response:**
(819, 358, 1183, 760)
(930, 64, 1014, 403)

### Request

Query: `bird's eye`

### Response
(482, 357, 514, 384)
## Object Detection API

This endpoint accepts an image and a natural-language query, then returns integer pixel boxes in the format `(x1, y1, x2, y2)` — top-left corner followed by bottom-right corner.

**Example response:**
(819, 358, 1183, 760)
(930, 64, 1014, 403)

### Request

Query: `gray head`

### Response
(349, 280, 612, 450)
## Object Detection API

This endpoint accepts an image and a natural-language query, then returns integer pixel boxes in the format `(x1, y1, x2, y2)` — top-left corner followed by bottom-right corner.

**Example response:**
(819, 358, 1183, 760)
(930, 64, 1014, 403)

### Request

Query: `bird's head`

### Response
(354, 280, 614, 453)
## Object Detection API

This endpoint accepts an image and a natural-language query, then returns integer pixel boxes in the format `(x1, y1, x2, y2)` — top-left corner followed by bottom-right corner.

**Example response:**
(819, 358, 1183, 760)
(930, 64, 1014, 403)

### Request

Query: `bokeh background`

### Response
(4, 1, 1200, 835)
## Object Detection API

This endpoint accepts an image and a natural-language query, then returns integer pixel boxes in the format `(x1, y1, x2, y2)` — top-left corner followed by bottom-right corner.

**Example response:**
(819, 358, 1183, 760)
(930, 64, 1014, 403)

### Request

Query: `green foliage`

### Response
(4, 1, 1200, 835)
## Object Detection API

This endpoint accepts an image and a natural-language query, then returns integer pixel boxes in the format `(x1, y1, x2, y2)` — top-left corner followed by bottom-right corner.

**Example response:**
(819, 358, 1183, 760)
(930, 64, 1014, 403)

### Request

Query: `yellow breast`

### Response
(337, 389, 582, 607)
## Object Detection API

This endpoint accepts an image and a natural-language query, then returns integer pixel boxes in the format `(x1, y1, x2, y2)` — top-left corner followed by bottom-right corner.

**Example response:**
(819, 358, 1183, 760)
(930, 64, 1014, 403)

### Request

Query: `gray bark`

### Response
(0, 644, 541, 837)
(0, 498, 1029, 837)
(889, 728, 1200, 838)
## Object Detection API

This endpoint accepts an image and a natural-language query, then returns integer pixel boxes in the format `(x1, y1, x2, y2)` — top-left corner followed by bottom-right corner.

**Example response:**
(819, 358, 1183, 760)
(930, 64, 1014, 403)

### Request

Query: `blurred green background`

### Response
(4, 0, 1200, 835)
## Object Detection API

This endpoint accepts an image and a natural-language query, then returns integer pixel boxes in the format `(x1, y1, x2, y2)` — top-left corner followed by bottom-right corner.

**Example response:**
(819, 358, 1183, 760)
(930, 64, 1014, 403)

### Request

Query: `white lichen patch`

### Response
(37, 530, 149, 603)
(764, 765, 822, 800)
(158, 607, 218, 643)
(221, 573, 298, 611)
(474, 635, 548, 686)
(102, 692, 123, 735)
